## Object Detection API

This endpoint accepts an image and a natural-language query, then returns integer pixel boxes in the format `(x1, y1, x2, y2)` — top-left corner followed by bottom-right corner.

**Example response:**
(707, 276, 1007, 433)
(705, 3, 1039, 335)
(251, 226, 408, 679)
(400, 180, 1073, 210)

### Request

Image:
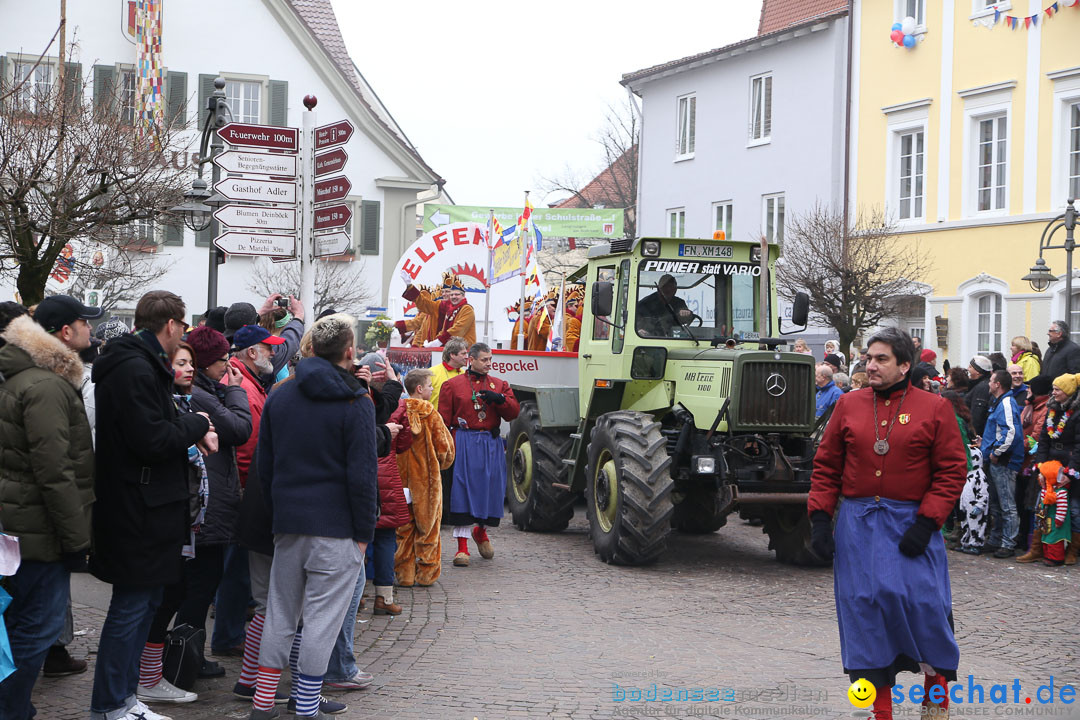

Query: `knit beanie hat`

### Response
(824, 353, 844, 372)
(920, 349, 937, 363)
(94, 316, 129, 342)
(224, 302, 258, 340)
(186, 326, 231, 369)
(203, 306, 228, 333)
(1029, 374, 1053, 397)
(1053, 373, 1079, 397)
(970, 355, 993, 374)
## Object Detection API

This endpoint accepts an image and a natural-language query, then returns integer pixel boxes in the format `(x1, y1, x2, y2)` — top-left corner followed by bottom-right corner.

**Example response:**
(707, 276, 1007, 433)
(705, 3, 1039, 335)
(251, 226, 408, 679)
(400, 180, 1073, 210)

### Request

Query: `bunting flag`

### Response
(984, 0, 1077, 30)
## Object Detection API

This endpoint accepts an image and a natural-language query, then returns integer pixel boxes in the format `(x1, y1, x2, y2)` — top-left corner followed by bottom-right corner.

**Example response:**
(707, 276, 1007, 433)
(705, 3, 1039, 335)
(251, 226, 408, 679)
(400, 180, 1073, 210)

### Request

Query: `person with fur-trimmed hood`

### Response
(0, 301, 96, 718)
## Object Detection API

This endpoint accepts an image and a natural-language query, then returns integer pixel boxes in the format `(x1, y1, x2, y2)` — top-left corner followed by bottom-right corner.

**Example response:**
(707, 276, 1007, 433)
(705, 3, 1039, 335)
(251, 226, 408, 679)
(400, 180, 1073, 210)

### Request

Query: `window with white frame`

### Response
(897, 0, 925, 26)
(763, 194, 784, 244)
(975, 293, 1002, 353)
(749, 74, 772, 143)
(1069, 102, 1080, 202)
(668, 208, 686, 238)
(976, 115, 1008, 212)
(119, 68, 137, 126)
(225, 79, 261, 124)
(973, 0, 1011, 13)
(714, 202, 733, 241)
(897, 129, 925, 220)
(676, 94, 696, 158)
(12, 59, 54, 112)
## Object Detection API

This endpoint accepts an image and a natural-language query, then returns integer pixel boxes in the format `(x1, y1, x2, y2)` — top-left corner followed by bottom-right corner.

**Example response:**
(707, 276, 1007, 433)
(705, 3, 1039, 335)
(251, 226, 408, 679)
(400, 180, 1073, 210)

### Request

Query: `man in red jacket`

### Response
(809, 327, 967, 720)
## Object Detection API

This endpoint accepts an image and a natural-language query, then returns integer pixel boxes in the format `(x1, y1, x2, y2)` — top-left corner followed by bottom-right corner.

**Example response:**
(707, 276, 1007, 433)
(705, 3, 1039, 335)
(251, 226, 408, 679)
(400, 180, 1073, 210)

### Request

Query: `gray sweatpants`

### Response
(259, 534, 363, 676)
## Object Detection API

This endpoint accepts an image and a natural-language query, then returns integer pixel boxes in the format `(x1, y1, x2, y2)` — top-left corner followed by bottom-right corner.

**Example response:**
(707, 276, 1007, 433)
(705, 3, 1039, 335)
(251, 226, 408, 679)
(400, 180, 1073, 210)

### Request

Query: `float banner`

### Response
(424, 204, 623, 238)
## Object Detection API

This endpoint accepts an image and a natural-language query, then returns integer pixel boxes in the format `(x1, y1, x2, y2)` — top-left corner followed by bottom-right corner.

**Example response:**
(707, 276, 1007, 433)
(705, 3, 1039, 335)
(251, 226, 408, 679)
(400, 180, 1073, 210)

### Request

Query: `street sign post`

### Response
(214, 204, 297, 231)
(314, 176, 352, 204)
(314, 119, 354, 149)
(313, 230, 352, 258)
(218, 123, 299, 152)
(213, 231, 297, 257)
(314, 148, 348, 177)
(313, 204, 352, 230)
(215, 177, 297, 204)
(213, 150, 298, 177)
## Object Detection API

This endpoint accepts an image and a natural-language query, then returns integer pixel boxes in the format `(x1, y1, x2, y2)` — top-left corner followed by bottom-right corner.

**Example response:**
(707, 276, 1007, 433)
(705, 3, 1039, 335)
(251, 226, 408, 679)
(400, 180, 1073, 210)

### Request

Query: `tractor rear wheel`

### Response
(506, 402, 575, 532)
(584, 411, 673, 565)
(760, 506, 831, 566)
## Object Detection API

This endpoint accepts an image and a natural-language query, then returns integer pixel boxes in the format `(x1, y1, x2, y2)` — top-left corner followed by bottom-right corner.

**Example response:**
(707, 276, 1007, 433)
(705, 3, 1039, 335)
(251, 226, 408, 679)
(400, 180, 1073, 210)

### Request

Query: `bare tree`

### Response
(774, 204, 931, 355)
(539, 97, 638, 238)
(64, 246, 176, 314)
(247, 258, 374, 318)
(0, 54, 192, 306)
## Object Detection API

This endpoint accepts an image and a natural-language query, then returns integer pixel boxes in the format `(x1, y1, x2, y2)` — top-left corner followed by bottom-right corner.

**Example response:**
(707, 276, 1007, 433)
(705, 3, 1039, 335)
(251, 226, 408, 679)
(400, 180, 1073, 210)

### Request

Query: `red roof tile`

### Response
(758, 0, 848, 35)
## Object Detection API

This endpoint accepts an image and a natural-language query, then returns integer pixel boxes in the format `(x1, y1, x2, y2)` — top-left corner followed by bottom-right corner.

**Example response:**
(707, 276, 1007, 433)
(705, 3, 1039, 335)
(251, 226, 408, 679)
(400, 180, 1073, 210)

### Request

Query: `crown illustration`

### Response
(505, 300, 521, 316)
(441, 271, 465, 291)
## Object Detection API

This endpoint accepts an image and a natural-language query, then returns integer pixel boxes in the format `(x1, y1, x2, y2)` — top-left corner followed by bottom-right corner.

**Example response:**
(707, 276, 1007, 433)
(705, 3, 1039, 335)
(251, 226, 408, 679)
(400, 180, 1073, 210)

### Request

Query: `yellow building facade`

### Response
(850, 0, 1080, 364)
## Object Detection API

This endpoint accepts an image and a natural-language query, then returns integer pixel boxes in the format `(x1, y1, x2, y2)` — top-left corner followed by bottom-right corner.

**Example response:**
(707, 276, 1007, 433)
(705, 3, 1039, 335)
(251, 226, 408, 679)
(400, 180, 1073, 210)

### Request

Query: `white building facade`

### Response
(0, 0, 442, 320)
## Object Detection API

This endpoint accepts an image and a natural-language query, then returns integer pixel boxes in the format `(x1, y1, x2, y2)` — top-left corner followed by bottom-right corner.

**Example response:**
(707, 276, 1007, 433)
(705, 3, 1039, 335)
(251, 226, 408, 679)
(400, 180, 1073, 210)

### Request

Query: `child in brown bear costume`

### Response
(393, 369, 455, 586)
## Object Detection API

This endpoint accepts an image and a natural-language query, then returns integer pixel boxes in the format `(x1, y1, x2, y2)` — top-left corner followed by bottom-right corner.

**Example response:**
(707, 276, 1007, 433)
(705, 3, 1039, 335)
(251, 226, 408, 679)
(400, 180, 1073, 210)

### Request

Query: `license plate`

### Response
(679, 244, 733, 258)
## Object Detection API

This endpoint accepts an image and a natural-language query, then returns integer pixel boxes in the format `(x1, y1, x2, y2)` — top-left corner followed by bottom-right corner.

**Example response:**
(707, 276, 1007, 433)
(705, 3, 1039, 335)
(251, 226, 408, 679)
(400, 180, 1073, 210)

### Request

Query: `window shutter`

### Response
(197, 73, 217, 127)
(162, 216, 184, 246)
(93, 64, 116, 117)
(195, 225, 213, 247)
(360, 199, 380, 255)
(166, 71, 187, 127)
(268, 80, 288, 126)
(763, 75, 772, 137)
(63, 62, 82, 113)
(0, 56, 7, 95)
(688, 96, 696, 154)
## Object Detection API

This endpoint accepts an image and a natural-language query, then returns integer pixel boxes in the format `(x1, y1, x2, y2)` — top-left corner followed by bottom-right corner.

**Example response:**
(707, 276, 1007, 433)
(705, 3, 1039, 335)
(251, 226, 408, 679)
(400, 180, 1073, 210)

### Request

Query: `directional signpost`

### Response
(313, 230, 352, 258)
(214, 150, 297, 177)
(215, 177, 297, 204)
(314, 119, 354, 149)
(314, 176, 351, 204)
(218, 123, 298, 152)
(214, 231, 297, 257)
(313, 204, 352, 231)
(314, 148, 348, 177)
(214, 205, 297, 231)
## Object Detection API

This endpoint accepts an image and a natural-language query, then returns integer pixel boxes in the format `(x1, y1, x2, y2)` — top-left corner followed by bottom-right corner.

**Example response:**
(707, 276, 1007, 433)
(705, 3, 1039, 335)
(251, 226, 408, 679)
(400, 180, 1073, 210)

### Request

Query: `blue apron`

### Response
(834, 497, 959, 684)
(449, 429, 506, 526)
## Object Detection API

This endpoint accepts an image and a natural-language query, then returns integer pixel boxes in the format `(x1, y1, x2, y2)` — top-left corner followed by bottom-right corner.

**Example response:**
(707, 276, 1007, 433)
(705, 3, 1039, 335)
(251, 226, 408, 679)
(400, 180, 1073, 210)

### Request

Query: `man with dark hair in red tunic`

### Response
(438, 342, 519, 566)
(809, 326, 967, 720)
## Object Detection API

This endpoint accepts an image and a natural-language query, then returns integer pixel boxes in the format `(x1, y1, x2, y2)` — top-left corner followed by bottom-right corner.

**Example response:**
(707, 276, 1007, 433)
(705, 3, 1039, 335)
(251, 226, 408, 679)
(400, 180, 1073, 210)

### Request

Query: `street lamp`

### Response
(1024, 198, 1079, 333)
(170, 77, 231, 308)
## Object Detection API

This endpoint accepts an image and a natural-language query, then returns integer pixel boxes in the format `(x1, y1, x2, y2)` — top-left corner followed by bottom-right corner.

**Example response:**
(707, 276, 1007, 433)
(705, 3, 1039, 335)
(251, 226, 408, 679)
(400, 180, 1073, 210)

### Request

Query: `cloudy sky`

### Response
(332, 0, 761, 208)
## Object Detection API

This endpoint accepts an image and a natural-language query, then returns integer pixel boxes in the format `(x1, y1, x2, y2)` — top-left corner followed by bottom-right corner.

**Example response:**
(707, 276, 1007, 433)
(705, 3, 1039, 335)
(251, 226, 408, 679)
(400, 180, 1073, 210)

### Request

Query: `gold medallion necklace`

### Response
(872, 382, 910, 456)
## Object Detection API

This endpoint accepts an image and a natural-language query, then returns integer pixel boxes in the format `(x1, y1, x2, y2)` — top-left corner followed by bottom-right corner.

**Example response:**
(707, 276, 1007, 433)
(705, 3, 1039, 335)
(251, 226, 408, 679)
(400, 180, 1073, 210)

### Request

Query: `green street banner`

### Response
(422, 204, 624, 238)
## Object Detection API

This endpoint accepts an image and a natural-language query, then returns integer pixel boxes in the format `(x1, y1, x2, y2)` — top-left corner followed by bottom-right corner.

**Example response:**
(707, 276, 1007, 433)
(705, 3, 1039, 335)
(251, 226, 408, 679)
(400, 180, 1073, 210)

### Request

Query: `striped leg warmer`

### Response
(237, 612, 265, 688)
(138, 642, 164, 689)
(253, 666, 283, 712)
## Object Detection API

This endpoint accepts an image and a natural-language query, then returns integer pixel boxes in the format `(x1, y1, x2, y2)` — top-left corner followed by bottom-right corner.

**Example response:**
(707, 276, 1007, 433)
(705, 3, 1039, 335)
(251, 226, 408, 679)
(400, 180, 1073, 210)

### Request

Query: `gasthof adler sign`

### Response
(218, 122, 298, 152)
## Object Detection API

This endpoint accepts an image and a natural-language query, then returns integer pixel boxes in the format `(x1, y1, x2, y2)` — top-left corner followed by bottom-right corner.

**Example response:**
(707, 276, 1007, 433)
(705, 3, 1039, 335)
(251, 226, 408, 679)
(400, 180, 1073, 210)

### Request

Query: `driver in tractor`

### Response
(635, 273, 692, 337)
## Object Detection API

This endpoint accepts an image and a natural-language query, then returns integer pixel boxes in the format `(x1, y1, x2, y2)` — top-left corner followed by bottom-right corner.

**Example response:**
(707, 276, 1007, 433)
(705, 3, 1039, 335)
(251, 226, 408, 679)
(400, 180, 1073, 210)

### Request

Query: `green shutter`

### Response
(360, 200, 380, 256)
(197, 73, 217, 129)
(268, 80, 288, 126)
(162, 216, 184, 246)
(63, 62, 82, 113)
(195, 225, 212, 247)
(0, 56, 7, 95)
(166, 71, 187, 127)
(92, 64, 116, 117)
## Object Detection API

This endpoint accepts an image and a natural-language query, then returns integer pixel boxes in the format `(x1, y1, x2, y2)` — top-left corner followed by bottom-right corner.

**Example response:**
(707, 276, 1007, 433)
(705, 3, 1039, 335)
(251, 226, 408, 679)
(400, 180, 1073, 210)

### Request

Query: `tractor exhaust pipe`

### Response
(736, 493, 809, 504)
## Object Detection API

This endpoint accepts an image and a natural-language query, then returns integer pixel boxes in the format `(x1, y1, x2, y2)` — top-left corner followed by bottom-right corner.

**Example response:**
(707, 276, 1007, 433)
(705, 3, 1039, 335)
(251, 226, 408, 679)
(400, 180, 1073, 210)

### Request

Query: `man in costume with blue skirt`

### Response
(809, 327, 967, 720)
(438, 342, 520, 566)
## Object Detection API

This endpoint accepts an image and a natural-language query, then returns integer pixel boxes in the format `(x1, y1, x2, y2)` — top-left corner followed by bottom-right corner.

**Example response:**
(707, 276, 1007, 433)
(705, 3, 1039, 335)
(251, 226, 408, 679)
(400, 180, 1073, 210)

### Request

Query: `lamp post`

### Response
(1023, 198, 1079, 336)
(172, 77, 231, 309)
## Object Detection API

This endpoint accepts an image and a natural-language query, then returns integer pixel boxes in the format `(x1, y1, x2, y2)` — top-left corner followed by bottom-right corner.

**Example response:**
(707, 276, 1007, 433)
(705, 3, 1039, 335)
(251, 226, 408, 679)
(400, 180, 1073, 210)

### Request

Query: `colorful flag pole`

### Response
(516, 191, 530, 350)
(483, 209, 494, 345)
(550, 274, 566, 351)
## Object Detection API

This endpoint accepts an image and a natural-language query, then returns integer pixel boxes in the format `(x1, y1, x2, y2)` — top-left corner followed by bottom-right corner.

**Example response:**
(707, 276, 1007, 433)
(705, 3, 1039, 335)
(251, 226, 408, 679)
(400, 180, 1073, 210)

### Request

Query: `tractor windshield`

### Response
(635, 259, 765, 340)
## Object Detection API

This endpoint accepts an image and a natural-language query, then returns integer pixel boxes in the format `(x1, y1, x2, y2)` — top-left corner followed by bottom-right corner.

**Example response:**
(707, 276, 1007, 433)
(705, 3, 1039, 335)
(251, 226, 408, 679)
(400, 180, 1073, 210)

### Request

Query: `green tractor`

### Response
(506, 235, 823, 566)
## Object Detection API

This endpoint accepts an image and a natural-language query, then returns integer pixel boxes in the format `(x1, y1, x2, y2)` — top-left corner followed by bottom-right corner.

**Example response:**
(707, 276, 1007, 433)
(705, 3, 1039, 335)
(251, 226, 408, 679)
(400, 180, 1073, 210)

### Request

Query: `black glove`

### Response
(61, 549, 89, 573)
(809, 511, 834, 562)
(477, 390, 505, 405)
(898, 515, 938, 557)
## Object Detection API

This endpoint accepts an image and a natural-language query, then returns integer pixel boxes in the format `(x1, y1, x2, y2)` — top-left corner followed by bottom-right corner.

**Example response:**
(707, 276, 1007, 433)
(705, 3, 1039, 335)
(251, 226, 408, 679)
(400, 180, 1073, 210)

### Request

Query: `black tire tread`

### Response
(760, 507, 830, 567)
(506, 402, 575, 532)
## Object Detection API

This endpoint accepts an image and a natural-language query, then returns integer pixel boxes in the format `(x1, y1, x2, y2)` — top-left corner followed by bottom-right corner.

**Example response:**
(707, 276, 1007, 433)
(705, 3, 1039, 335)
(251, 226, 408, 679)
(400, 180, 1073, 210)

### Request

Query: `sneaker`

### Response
(198, 659, 226, 678)
(233, 681, 290, 703)
(136, 679, 198, 703)
(122, 700, 173, 720)
(324, 670, 374, 691)
(992, 547, 1015, 559)
(959, 546, 981, 555)
(42, 645, 88, 677)
(247, 709, 280, 720)
(287, 696, 348, 715)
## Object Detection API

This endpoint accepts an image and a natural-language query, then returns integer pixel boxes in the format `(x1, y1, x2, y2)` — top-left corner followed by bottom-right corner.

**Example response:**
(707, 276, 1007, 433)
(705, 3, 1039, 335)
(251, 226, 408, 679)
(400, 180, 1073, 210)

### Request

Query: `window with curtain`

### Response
(977, 115, 1007, 212)
(750, 74, 772, 142)
(976, 293, 1002, 353)
(225, 79, 261, 124)
(676, 94, 696, 157)
(897, 129, 925, 220)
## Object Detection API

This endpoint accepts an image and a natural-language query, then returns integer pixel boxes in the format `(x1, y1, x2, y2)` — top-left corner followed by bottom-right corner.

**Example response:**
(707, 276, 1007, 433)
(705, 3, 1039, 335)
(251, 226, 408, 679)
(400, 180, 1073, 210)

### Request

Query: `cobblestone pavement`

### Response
(35, 510, 1080, 720)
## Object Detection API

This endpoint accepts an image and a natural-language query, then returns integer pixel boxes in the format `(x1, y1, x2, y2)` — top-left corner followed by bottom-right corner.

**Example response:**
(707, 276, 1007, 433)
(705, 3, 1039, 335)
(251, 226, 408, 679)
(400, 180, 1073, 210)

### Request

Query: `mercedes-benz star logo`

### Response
(765, 372, 787, 397)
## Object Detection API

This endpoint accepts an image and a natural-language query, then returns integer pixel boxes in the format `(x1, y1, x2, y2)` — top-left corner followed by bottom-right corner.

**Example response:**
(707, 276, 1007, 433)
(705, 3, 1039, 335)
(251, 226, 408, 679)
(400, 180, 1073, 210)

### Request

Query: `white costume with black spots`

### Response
(958, 447, 989, 549)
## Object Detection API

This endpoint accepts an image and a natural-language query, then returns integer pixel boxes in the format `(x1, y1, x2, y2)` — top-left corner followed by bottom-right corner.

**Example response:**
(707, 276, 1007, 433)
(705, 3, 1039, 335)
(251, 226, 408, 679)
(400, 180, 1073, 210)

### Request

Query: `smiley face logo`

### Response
(847, 678, 876, 708)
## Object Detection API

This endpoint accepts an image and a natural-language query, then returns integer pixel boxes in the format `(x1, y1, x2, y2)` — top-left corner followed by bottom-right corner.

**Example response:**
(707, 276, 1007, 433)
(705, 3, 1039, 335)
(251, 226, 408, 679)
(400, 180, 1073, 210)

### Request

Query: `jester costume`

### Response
(1035, 461, 1072, 564)
(525, 289, 559, 352)
(563, 284, 584, 353)
(398, 272, 476, 346)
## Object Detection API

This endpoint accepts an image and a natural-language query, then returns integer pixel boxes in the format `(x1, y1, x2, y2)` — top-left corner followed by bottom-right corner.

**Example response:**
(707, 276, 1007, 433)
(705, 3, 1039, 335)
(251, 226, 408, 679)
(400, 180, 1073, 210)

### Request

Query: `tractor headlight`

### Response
(694, 456, 717, 475)
(642, 240, 661, 257)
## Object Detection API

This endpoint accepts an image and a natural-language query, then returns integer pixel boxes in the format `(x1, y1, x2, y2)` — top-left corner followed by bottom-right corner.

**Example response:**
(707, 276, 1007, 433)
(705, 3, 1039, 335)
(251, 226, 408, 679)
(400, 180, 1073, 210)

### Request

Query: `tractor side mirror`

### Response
(791, 292, 809, 327)
(592, 281, 613, 317)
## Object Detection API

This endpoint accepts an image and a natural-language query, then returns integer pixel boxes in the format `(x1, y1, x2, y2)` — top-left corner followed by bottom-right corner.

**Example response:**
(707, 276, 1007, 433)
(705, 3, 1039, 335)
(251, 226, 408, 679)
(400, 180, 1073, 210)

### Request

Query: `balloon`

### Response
(903, 33, 916, 48)
(901, 16, 917, 35)
(891, 22, 903, 31)
(890, 29, 904, 43)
